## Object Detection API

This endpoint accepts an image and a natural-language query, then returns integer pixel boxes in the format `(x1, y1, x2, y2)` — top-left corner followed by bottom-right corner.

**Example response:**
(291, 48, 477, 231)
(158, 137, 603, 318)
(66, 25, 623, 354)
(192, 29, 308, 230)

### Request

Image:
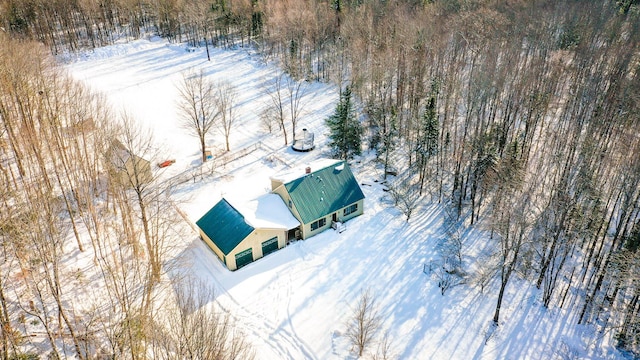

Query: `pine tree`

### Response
(422, 97, 439, 160)
(625, 221, 640, 252)
(326, 86, 363, 160)
(381, 111, 398, 180)
(415, 96, 439, 195)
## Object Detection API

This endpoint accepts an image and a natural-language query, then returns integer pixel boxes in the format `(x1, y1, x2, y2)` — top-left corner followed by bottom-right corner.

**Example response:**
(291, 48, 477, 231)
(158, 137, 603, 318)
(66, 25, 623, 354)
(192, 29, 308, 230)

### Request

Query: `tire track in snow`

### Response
(216, 275, 317, 360)
(189, 246, 315, 360)
(284, 270, 315, 360)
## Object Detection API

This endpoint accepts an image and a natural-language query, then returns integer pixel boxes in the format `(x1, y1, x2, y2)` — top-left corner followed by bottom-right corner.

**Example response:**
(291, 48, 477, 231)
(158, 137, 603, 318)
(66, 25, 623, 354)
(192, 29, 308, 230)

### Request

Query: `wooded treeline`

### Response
(274, 1, 640, 353)
(0, 34, 253, 359)
(1, 0, 640, 357)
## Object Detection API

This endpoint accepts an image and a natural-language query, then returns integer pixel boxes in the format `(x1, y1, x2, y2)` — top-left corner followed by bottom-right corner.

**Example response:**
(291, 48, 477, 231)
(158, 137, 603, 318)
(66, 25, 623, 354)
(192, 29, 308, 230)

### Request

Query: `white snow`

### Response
(229, 193, 300, 230)
(64, 38, 624, 360)
(270, 158, 341, 184)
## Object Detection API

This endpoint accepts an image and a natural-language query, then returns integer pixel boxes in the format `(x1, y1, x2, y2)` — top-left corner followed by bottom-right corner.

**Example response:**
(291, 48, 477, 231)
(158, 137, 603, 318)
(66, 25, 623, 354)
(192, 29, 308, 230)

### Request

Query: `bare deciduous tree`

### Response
(372, 331, 395, 360)
(435, 207, 469, 296)
(491, 193, 531, 325)
(285, 75, 308, 143)
(345, 289, 382, 358)
(151, 276, 254, 360)
(262, 72, 309, 145)
(215, 80, 237, 152)
(388, 175, 422, 222)
(177, 69, 218, 162)
(106, 113, 164, 286)
(263, 73, 288, 145)
(259, 106, 276, 134)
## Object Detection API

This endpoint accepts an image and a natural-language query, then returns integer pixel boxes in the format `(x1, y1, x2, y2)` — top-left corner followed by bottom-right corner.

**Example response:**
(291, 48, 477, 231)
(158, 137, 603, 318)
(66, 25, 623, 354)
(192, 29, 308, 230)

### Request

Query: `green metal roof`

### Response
(196, 198, 254, 255)
(285, 161, 365, 224)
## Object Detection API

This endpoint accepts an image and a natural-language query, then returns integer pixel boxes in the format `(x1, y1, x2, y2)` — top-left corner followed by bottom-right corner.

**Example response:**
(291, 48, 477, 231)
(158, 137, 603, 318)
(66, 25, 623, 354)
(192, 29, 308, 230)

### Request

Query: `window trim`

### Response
(343, 203, 358, 216)
(311, 217, 327, 231)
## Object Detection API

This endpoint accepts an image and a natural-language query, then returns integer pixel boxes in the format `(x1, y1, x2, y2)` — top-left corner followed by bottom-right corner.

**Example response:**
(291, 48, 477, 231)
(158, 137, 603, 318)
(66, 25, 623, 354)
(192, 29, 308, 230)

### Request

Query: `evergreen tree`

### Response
(415, 96, 439, 194)
(616, 0, 640, 14)
(421, 97, 439, 160)
(326, 86, 363, 160)
(381, 111, 398, 180)
(625, 221, 640, 252)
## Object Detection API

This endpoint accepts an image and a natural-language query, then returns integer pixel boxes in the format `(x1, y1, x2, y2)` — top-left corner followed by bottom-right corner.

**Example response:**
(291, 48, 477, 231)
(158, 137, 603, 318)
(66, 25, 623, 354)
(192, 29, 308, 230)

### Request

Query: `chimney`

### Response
(305, 166, 311, 174)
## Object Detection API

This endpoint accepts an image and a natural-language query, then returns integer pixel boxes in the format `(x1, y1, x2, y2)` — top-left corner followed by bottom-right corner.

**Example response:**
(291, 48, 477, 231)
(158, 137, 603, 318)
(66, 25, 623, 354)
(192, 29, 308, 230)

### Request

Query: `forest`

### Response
(1, 0, 640, 358)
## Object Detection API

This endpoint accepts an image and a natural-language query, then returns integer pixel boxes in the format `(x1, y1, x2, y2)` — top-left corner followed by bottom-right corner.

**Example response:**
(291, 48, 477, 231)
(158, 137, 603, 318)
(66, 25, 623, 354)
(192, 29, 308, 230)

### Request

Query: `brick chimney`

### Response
(305, 166, 311, 174)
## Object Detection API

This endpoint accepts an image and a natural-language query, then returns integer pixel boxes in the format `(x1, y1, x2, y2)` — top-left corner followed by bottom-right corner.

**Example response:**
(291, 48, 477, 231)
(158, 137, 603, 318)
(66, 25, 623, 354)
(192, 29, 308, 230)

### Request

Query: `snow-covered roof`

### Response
(270, 158, 341, 185)
(228, 193, 300, 230)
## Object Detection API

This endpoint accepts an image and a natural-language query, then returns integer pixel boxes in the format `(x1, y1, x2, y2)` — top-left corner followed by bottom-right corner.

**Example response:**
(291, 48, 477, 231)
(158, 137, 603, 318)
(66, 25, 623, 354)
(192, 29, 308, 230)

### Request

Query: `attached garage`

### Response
(196, 194, 300, 271)
(261, 237, 279, 256)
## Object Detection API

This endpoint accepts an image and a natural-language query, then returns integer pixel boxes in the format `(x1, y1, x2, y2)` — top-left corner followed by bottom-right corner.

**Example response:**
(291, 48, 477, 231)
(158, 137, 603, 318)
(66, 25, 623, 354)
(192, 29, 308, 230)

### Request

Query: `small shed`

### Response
(107, 140, 152, 187)
(196, 194, 300, 271)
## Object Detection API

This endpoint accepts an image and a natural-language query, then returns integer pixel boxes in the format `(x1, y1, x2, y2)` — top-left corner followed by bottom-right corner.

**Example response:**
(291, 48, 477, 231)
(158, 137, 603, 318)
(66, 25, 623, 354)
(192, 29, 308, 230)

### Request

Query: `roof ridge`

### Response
(283, 160, 364, 224)
(283, 159, 344, 185)
(221, 197, 247, 221)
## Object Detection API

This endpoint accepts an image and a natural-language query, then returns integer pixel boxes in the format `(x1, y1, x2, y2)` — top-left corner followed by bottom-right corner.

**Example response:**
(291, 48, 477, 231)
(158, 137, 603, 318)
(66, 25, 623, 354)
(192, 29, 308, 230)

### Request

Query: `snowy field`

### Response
(65, 38, 622, 359)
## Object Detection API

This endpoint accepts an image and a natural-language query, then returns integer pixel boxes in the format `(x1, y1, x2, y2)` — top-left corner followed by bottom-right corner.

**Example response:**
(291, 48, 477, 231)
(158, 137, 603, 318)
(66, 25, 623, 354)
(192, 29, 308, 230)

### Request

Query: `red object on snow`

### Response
(158, 159, 176, 168)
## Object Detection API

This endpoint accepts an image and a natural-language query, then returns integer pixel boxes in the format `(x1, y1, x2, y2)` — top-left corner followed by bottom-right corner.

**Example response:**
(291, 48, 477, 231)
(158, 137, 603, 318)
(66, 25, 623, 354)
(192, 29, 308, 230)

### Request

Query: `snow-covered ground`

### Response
(65, 38, 622, 359)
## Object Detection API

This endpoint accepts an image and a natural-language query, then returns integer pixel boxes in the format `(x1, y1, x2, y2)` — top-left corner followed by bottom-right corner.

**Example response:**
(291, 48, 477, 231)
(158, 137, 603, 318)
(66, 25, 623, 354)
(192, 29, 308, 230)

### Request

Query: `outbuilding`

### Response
(107, 140, 152, 187)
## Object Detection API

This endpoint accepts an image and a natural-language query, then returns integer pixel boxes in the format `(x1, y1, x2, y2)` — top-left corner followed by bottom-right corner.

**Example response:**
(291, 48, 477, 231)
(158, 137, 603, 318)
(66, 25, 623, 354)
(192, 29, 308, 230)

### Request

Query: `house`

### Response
(107, 140, 152, 187)
(196, 194, 300, 270)
(270, 159, 365, 240)
(196, 159, 365, 271)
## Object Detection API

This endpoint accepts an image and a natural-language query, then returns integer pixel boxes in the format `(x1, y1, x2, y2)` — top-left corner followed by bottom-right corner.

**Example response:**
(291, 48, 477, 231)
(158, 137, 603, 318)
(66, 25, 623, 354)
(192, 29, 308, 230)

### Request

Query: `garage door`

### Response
(234, 248, 253, 269)
(262, 237, 279, 256)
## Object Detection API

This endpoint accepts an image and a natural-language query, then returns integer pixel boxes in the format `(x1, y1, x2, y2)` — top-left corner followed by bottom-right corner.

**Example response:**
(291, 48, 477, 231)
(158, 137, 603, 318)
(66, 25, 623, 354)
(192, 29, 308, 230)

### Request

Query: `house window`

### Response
(343, 203, 358, 216)
(288, 199, 292, 208)
(311, 217, 326, 231)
